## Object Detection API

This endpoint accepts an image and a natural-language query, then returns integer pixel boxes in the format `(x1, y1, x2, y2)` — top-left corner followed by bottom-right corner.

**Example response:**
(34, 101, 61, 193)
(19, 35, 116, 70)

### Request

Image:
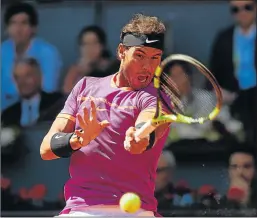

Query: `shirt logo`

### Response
(146, 38, 159, 43)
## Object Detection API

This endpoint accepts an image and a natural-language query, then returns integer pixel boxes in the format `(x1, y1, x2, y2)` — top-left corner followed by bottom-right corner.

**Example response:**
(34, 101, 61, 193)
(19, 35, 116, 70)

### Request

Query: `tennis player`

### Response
(40, 14, 170, 217)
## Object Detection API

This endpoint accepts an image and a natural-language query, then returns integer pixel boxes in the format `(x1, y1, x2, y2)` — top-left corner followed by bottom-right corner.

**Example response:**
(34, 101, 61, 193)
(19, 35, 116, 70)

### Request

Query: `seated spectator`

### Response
(164, 60, 242, 145)
(194, 184, 220, 210)
(1, 176, 13, 210)
(1, 57, 63, 127)
(63, 25, 113, 94)
(173, 180, 194, 207)
(209, 0, 256, 145)
(155, 150, 176, 215)
(1, 2, 62, 111)
(220, 145, 257, 209)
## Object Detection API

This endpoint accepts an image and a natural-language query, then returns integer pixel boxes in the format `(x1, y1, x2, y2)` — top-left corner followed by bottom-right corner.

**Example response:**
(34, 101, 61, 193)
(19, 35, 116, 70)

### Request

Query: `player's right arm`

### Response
(40, 78, 84, 161)
(40, 117, 77, 160)
(40, 78, 109, 161)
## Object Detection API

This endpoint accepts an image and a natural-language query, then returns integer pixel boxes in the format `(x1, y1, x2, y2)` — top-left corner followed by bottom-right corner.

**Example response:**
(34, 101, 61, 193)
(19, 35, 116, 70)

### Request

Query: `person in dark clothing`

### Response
(1, 57, 63, 127)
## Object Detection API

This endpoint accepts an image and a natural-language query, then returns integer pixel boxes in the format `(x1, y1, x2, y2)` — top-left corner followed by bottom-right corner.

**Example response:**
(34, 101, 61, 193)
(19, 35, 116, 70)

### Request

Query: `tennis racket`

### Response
(134, 54, 223, 140)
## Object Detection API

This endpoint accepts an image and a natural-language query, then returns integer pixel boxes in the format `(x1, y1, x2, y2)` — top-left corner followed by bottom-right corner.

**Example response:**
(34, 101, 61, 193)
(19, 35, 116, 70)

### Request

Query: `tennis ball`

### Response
(119, 192, 141, 213)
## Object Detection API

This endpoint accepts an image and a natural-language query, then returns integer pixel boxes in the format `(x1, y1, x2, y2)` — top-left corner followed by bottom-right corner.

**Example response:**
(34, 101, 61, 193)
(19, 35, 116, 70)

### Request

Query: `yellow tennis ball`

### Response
(119, 192, 141, 213)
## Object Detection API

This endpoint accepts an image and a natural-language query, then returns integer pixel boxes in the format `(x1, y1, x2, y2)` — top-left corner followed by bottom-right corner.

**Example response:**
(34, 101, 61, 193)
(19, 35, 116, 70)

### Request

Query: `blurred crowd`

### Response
(154, 148, 257, 216)
(1, 0, 256, 216)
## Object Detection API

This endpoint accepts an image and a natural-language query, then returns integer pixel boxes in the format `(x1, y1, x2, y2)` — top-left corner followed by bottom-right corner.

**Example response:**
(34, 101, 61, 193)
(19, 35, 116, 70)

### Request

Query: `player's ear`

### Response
(117, 43, 126, 60)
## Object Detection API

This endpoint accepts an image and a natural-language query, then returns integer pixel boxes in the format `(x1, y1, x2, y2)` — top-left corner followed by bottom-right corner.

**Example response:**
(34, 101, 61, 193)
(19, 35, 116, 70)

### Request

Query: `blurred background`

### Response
(1, 0, 256, 216)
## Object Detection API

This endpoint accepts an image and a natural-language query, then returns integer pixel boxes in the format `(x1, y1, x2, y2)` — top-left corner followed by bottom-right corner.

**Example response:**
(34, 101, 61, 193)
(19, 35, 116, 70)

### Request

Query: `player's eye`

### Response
(136, 54, 144, 59)
(151, 56, 159, 60)
(229, 164, 237, 169)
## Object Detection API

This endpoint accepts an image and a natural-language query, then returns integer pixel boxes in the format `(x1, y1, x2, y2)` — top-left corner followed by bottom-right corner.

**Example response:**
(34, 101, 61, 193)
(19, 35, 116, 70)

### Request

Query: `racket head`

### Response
(153, 54, 222, 124)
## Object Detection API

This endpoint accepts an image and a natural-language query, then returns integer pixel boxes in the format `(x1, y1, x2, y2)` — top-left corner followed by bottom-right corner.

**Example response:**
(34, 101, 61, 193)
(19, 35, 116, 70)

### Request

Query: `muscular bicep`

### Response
(40, 117, 75, 160)
(136, 108, 169, 141)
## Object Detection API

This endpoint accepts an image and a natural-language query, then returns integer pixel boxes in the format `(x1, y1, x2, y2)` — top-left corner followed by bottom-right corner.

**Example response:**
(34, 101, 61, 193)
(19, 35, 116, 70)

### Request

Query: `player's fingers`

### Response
(75, 129, 84, 138)
(123, 139, 130, 150)
(125, 135, 133, 142)
(90, 101, 96, 121)
(126, 127, 136, 137)
(99, 120, 110, 129)
(83, 107, 89, 124)
(77, 114, 86, 129)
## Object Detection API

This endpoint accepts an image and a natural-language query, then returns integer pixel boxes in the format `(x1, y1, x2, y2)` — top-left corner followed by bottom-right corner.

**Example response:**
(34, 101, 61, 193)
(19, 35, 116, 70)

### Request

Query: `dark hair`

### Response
(228, 144, 256, 165)
(78, 25, 107, 46)
(121, 13, 166, 40)
(4, 2, 38, 26)
(14, 57, 41, 74)
(78, 25, 111, 58)
(163, 60, 193, 76)
(228, 144, 257, 208)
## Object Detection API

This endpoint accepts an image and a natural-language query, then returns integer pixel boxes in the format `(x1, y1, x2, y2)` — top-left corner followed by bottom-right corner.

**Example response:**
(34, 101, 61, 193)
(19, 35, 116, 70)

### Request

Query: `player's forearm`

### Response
(40, 117, 78, 160)
(40, 132, 82, 160)
(40, 133, 60, 160)
(40, 131, 81, 160)
(135, 109, 169, 143)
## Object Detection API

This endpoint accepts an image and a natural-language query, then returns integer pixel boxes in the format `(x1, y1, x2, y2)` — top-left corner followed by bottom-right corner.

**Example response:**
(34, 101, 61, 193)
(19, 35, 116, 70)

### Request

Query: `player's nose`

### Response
(142, 60, 153, 72)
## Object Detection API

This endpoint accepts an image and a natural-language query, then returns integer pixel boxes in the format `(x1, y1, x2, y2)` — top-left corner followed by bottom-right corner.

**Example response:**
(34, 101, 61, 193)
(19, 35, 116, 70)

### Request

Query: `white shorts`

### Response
(56, 205, 155, 217)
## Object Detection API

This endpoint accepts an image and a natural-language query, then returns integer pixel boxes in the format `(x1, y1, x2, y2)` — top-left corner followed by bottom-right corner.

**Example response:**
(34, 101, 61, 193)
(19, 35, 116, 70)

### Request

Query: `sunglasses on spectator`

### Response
(157, 167, 171, 173)
(230, 4, 255, 14)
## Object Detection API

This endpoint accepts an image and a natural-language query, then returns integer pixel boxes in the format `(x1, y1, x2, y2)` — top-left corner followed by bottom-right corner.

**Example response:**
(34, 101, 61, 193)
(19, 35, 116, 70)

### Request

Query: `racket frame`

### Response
(134, 54, 222, 140)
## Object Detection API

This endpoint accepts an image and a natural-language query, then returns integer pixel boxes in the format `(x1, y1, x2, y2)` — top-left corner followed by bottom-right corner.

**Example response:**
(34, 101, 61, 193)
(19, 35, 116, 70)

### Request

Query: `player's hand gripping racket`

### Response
(134, 54, 223, 140)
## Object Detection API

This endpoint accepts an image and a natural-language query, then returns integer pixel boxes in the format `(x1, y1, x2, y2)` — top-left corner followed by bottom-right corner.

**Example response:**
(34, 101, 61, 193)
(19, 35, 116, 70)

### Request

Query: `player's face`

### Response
(119, 45, 162, 90)
(13, 63, 41, 98)
(7, 13, 35, 44)
(80, 31, 104, 61)
(230, 0, 256, 29)
(229, 152, 255, 184)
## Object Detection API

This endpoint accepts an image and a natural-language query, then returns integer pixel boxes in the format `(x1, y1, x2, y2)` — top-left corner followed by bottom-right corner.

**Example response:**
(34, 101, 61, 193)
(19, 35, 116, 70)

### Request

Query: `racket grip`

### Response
(134, 120, 156, 142)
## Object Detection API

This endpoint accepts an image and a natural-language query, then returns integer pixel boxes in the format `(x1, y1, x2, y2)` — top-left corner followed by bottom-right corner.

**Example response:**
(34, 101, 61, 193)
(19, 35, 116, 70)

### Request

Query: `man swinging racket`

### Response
(40, 14, 170, 217)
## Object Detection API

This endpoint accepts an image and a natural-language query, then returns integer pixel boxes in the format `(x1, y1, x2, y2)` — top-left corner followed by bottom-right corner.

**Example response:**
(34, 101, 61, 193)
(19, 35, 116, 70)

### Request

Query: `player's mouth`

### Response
(137, 75, 149, 83)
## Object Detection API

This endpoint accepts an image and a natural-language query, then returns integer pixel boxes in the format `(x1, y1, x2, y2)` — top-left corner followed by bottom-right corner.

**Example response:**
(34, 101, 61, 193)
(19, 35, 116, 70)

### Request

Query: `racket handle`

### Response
(134, 120, 156, 142)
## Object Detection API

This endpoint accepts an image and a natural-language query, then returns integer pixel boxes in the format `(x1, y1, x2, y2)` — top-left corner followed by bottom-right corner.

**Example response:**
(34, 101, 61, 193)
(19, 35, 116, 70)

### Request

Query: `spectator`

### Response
(164, 60, 223, 142)
(221, 145, 257, 209)
(155, 150, 176, 215)
(173, 180, 194, 207)
(1, 176, 13, 210)
(1, 2, 62, 111)
(209, 0, 256, 145)
(1, 57, 63, 127)
(195, 185, 219, 209)
(63, 25, 113, 94)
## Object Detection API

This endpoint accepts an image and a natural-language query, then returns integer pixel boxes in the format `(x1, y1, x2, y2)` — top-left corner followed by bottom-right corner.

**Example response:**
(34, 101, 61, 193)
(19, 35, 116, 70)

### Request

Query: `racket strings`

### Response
(160, 73, 185, 113)
(160, 65, 218, 119)
(161, 73, 181, 97)
(190, 89, 217, 118)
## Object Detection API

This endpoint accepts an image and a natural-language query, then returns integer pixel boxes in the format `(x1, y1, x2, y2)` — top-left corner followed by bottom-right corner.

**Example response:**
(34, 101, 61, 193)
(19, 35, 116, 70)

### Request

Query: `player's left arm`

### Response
(124, 83, 172, 155)
(136, 108, 169, 141)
